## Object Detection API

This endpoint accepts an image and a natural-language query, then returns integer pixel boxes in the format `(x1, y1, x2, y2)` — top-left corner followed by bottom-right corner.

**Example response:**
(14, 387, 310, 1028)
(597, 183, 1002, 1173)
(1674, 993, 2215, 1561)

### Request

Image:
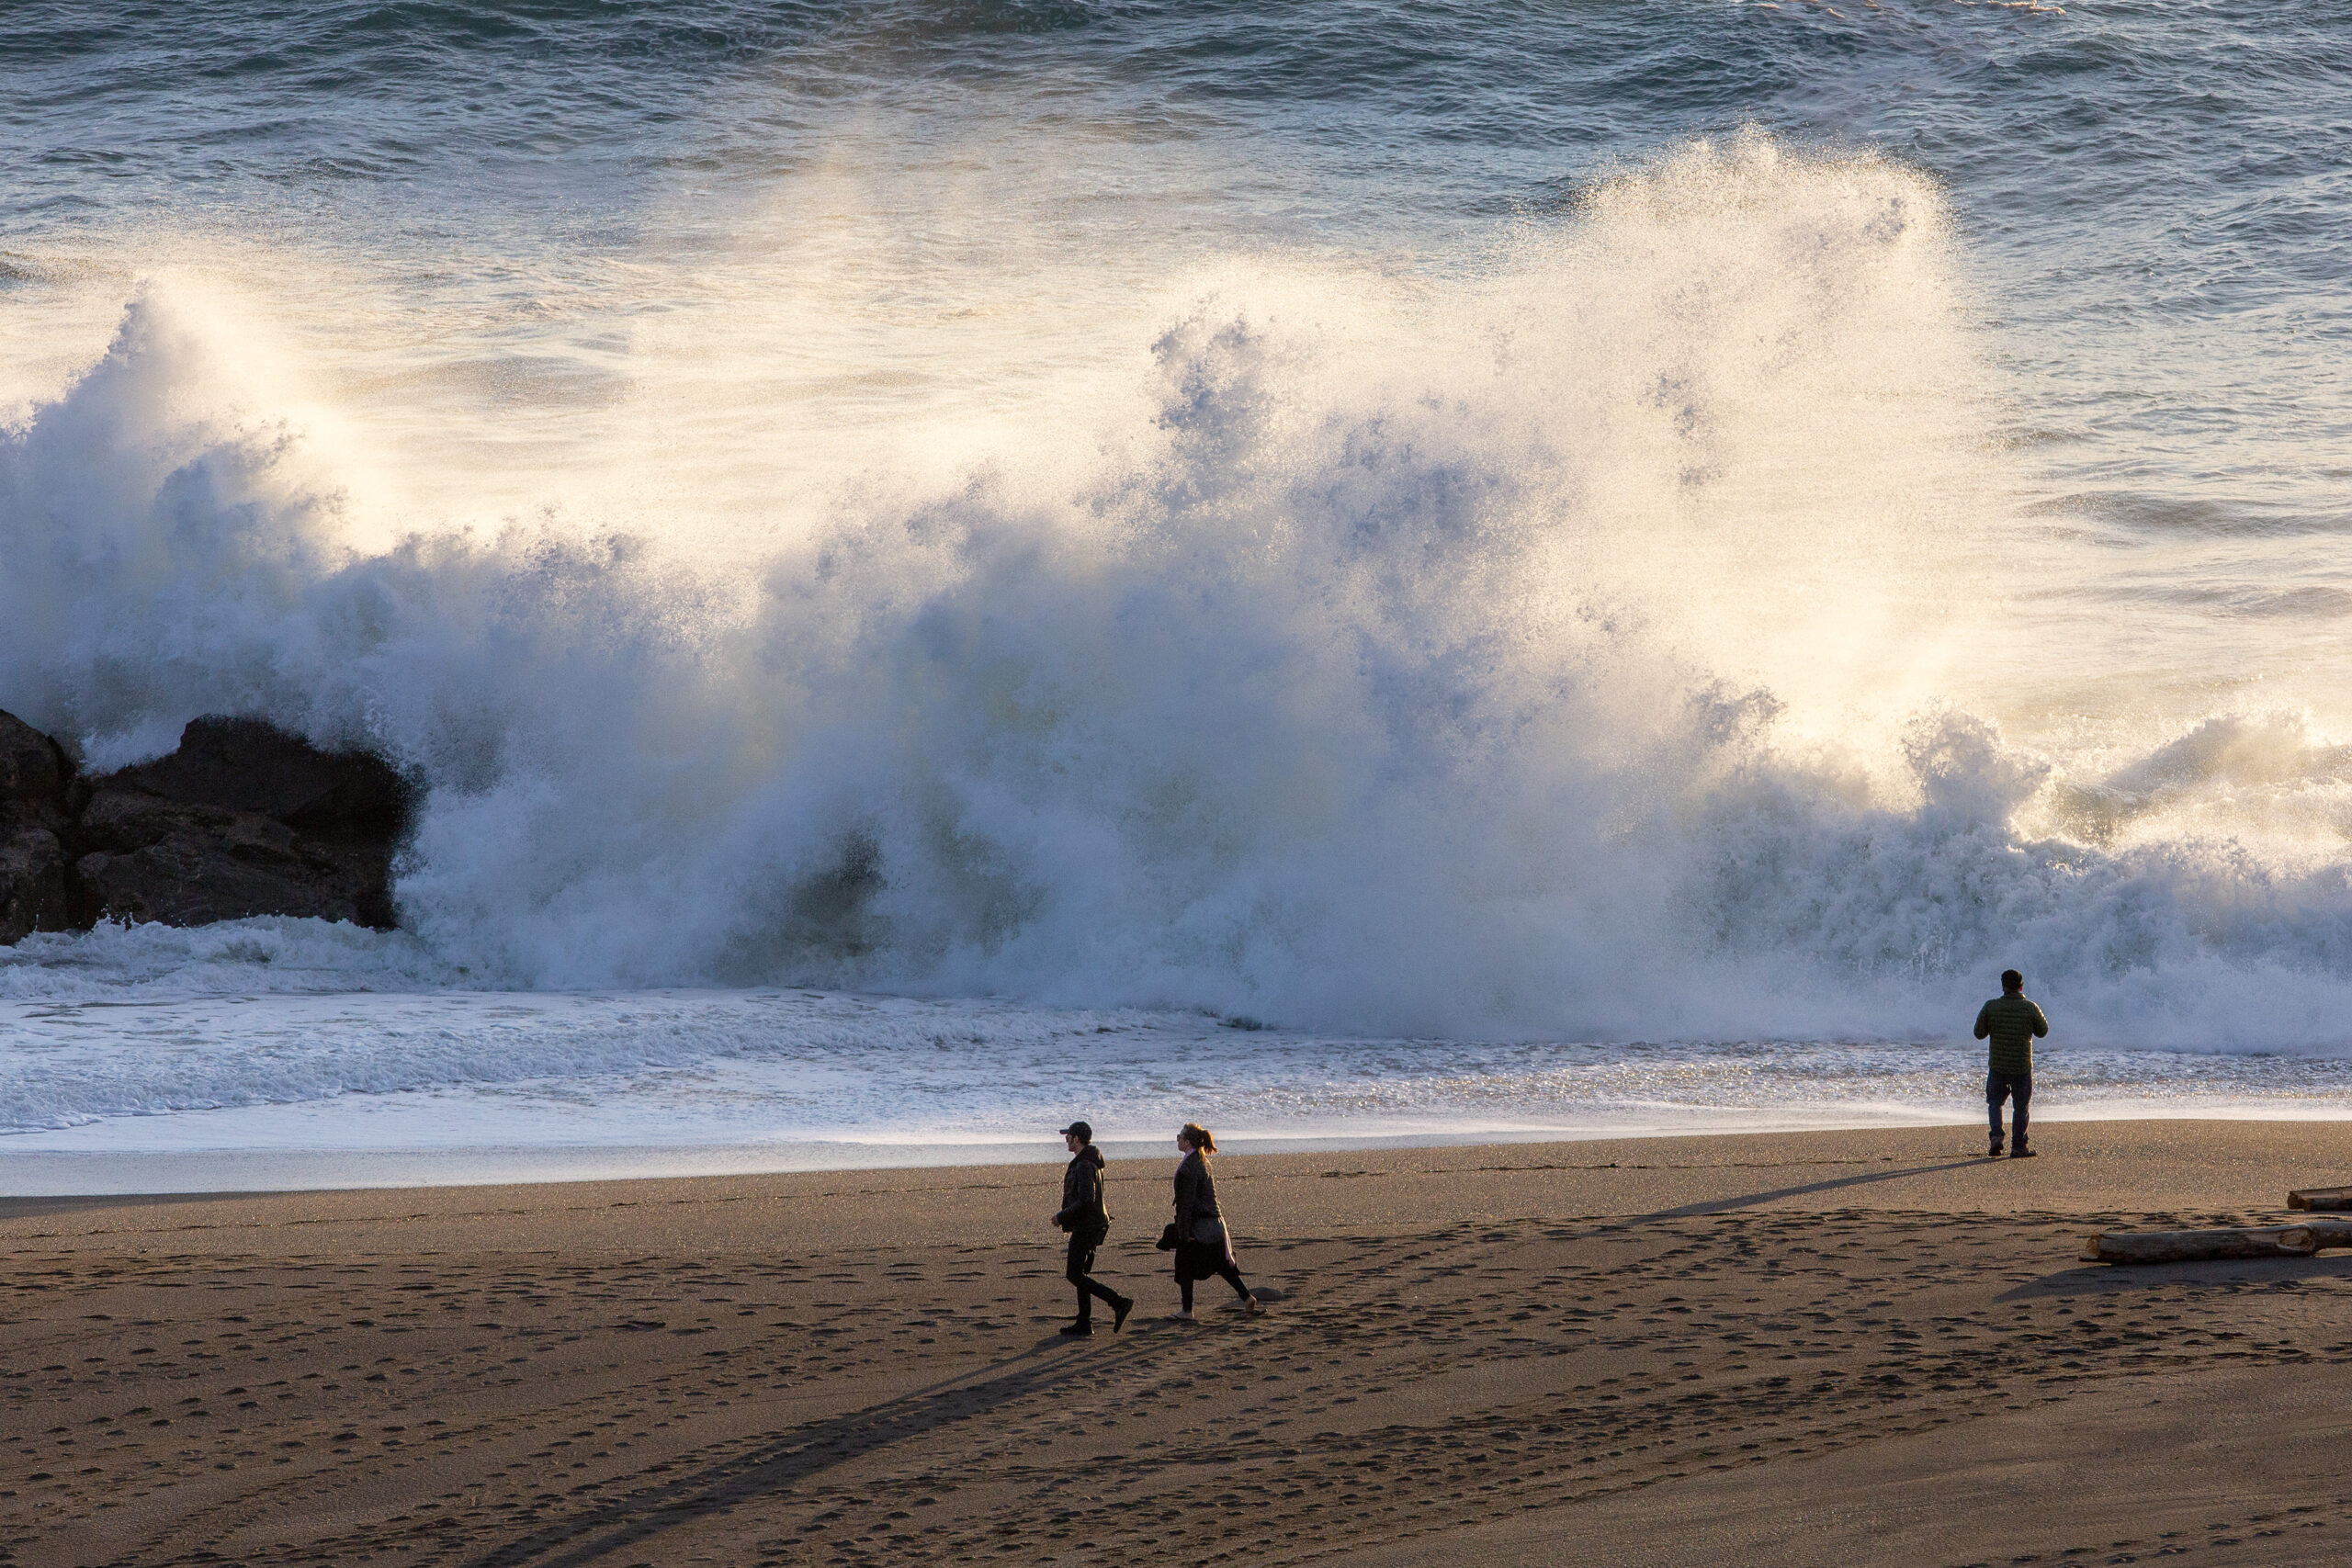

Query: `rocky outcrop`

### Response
(0, 710, 413, 941)
(0, 711, 75, 942)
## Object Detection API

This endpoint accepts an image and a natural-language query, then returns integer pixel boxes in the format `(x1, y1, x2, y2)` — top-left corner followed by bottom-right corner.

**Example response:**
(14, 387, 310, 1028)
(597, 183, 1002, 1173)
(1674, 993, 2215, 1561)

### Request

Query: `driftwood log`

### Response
(2081, 1219, 2352, 1265)
(2288, 1186, 2352, 1211)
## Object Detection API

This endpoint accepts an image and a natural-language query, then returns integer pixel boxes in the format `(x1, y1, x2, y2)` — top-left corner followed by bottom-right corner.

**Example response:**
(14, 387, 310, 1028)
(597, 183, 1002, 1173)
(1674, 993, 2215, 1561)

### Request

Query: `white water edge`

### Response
(8, 979, 2352, 1196)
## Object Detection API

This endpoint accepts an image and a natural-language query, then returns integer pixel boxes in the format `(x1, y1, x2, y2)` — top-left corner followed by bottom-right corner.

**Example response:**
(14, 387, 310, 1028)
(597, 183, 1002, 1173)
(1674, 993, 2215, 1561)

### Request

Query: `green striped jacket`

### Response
(1973, 993, 2049, 1075)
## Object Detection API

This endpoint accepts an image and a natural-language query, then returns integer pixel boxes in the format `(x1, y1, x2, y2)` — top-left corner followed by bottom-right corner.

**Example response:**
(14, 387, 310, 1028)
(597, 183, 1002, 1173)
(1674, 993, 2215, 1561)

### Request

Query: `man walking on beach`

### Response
(1975, 969, 2050, 1159)
(1053, 1121, 1134, 1337)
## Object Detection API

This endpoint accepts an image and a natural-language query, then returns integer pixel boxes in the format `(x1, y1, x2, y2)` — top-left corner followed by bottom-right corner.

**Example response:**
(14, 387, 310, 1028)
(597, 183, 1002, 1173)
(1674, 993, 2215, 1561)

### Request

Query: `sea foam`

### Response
(6, 135, 2352, 1056)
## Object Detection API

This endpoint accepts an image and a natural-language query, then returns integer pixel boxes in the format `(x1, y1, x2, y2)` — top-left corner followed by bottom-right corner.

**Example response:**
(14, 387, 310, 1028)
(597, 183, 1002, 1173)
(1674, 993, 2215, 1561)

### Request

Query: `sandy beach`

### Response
(10, 1120, 2352, 1567)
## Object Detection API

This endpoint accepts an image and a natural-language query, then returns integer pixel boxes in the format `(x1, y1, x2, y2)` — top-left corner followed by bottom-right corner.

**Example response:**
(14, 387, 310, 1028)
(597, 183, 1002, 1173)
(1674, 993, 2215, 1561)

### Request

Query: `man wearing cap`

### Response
(1054, 1121, 1133, 1337)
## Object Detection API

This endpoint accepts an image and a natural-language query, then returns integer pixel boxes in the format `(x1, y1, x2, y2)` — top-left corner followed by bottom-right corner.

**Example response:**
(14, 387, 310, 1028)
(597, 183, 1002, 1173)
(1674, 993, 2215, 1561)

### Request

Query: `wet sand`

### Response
(8, 1119, 2352, 1567)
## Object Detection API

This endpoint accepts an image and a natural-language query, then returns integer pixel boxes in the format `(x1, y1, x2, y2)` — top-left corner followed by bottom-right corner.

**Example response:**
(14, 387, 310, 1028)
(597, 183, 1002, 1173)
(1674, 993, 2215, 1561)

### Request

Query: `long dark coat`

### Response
(1172, 1149, 1235, 1281)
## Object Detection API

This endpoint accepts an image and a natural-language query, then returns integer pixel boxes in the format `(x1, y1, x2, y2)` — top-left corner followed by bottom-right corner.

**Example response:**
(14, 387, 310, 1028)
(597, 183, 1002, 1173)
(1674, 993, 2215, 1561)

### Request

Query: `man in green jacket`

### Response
(1974, 969, 2050, 1159)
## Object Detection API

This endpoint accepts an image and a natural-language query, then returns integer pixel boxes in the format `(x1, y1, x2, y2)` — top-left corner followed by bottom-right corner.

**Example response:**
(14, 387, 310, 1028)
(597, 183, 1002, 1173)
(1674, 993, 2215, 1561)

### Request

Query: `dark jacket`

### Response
(1973, 993, 2050, 1076)
(1056, 1145, 1109, 1235)
(1174, 1149, 1222, 1240)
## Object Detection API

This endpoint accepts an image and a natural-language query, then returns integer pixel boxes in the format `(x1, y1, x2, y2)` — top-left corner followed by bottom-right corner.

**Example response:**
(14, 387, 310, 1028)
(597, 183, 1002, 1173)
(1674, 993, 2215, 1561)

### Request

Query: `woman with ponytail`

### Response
(1168, 1122, 1261, 1321)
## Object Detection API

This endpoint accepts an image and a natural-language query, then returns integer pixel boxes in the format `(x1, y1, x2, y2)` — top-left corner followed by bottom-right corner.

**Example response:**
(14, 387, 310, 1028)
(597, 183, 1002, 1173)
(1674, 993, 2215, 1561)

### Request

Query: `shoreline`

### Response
(18, 986, 2352, 1202)
(11, 1119, 2352, 1567)
(11, 1117, 2352, 1235)
(15, 1102, 2352, 1199)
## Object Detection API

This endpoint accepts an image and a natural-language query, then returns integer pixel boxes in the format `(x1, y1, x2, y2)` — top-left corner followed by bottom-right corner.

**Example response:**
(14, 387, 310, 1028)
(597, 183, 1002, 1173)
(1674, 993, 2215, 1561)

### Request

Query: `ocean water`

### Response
(3, 1, 2351, 1190)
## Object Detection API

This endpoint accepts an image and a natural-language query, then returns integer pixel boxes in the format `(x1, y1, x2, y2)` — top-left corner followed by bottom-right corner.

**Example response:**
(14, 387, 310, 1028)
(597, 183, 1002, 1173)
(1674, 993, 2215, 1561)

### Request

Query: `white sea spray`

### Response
(6, 135, 2352, 1069)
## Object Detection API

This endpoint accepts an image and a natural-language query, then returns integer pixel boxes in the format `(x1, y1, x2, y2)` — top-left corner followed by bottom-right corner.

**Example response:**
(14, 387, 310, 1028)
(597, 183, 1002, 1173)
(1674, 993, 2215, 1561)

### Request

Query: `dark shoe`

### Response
(1060, 1321, 1094, 1337)
(1987, 1138, 2005, 1157)
(1111, 1296, 1135, 1334)
(2010, 1145, 2037, 1159)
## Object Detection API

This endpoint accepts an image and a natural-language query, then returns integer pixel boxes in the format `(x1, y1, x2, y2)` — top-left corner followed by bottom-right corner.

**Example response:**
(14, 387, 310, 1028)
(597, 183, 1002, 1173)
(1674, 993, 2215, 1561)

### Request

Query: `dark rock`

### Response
(72, 792, 385, 929)
(100, 716, 411, 840)
(0, 823, 73, 943)
(0, 709, 77, 942)
(0, 709, 70, 807)
(0, 707, 413, 940)
(74, 718, 413, 931)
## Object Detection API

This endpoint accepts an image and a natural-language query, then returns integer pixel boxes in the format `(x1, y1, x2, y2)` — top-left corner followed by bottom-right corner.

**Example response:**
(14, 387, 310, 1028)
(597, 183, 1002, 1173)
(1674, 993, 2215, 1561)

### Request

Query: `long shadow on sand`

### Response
(1640, 1157, 1987, 1219)
(469, 1334, 1159, 1568)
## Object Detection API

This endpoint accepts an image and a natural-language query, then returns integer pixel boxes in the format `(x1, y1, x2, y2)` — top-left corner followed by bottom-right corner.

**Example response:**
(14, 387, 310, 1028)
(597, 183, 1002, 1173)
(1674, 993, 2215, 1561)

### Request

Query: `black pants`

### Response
(1067, 1231, 1122, 1321)
(1176, 1241, 1250, 1312)
(1986, 1070, 2032, 1144)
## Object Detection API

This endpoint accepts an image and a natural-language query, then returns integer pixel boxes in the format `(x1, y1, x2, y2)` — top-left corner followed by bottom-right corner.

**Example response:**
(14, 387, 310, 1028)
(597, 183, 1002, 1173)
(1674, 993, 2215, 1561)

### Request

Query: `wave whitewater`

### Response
(6, 135, 2352, 1052)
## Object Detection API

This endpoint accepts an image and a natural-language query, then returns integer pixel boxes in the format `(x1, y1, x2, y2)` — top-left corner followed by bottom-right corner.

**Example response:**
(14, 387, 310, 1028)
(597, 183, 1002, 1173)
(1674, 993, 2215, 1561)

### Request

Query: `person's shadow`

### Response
(469, 1333, 1159, 1568)
(1639, 1156, 1988, 1219)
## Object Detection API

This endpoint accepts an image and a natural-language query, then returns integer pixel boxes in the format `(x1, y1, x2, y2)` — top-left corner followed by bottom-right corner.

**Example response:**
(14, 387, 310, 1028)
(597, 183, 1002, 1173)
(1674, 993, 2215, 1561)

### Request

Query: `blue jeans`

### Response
(1986, 1070, 2032, 1145)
